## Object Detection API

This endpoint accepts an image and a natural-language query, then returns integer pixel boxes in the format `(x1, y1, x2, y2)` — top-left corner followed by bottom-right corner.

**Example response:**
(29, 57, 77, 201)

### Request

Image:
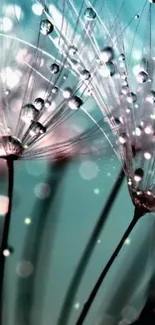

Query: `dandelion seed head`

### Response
(46, 0, 155, 214)
(0, 136, 23, 159)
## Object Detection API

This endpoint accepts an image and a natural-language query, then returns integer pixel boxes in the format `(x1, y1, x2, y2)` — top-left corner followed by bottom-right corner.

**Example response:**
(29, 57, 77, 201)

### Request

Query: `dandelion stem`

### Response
(75, 207, 143, 325)
(58, 168, 125, 325)
(0, 157, 14, 325)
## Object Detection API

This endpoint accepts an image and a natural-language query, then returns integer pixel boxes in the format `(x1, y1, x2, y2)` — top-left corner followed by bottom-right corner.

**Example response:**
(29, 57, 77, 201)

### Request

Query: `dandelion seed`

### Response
(0, 4, 115, 321)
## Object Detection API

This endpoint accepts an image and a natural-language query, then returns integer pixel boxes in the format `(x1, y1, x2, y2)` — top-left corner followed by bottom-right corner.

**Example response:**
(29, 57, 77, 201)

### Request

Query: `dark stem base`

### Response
(75, 208, 143, 325)
(0, 158, 14, 325)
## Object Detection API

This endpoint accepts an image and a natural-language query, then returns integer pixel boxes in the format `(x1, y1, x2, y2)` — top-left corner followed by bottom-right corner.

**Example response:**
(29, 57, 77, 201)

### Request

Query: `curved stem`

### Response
(0, 158, 14, 325)
(15, 159, 69, 325)
(58, 168, 125, 325)
(75, 209, 142, 325)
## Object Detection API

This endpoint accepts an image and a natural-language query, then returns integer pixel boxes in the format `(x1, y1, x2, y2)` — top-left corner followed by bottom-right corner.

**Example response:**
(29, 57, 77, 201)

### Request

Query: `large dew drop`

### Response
(136, 70, 148, 83)
(30, 122, 46, 137)
(40, 19, 54, 35)
(21, 104, 38, 124)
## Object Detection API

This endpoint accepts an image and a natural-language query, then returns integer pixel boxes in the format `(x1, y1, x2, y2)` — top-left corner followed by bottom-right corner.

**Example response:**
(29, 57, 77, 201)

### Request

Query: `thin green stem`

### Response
(58, 168, 125, 325)
(75, 208, 142, 325)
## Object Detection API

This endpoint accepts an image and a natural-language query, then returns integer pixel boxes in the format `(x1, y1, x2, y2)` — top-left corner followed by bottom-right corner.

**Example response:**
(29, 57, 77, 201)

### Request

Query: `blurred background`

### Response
(0, 1, 155, 325)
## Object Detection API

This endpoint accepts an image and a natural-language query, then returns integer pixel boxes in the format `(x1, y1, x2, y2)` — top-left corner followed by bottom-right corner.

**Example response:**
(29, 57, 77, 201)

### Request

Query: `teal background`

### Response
(0, 1, 155, 325)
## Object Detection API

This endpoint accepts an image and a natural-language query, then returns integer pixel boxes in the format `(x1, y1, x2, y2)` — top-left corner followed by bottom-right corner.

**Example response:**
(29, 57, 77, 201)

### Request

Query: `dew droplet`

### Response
(21, 103, 38, 123)
(135, 126, 142, 136)
(52, 86, 58, 94)
(68, 96, 83, 110)
(84, 7, 96, 20)
(134, 168, 144, 182)
(146, 90, 155, 103)
(119, 53, 125, 61)
(99, 61, 115, 77)
(45, 100, 51, 108)
(50, 63, 59, 74)
(69, 45, 78, 56)
(34, 98, 44, 110)
(62, 87, 73, 99)
(127, 92, 137, 103)
(30, 122, 46, 137)
(100, 46, 114, 63)
(40, 19, 54, 35)
(119, 133, 127, 144)
(121, 86, 129, 95)
(80, 69, 91, 80)
(136, 70, 148, 83)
